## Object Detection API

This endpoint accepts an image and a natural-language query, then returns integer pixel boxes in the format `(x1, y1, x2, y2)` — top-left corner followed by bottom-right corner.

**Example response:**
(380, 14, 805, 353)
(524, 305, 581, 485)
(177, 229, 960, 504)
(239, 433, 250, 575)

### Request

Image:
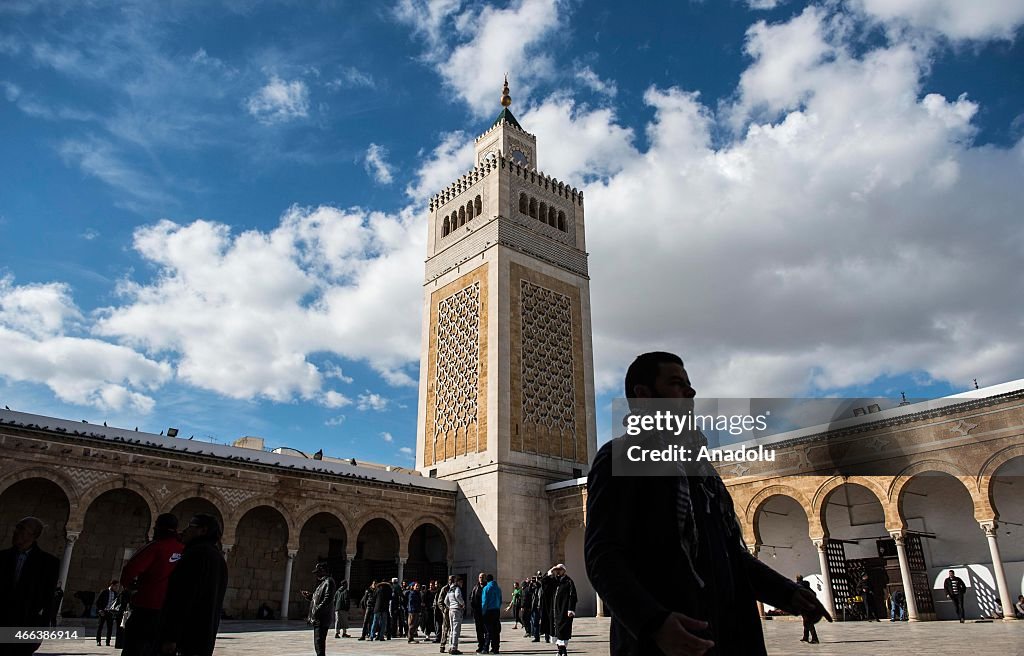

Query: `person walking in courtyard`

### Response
(521, 578, 535, 636)
(445, 576, 466, 655)
(157, 513, 228, 656)
(359, 581, 376, 639)
(506, 581, 522, 630)
(858, 573, 880, 621)
(549, 564, 577, 656)
(120, 512, 183, 656)
(795, 576, 819, 644)
(407, 581, 423, 643)
(469, 572, 488, 653)
(944, 570, 967, 623)
(333, 578, 351, 638)
(585, 352, 831, 655)
(436, 576, 453, 651)
(370, 578, 392, 640)
(302, 562, 336, 656)
(95, 580, 122, 646)
(0, 517, 59, 656)
(481, 573, 502, 653)
(537, 570, 556, 643)
(890, 588, 907, 622)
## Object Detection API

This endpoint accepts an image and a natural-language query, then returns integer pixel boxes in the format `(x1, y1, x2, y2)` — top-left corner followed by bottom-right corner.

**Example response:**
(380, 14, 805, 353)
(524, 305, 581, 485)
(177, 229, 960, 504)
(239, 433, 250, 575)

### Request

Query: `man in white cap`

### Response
(548, 564, 577, 656)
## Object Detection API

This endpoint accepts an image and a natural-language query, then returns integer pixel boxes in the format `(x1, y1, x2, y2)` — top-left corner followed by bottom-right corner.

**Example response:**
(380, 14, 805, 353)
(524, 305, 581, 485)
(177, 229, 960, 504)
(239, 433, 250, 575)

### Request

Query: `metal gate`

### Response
(825, 539, 852, 619)
(905, 534, 935, 615)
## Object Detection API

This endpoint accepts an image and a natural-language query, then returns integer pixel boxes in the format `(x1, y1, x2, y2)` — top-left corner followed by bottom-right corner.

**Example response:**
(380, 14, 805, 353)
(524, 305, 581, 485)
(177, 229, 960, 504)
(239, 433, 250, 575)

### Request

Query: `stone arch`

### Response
(529, 197, 537, 218)
(539, 201, 547, 223)
(354, 510, 408, 551)
(812, 475, 893, 533)
(158, 485, 228, 517)
(551, 518, 585, 566)
(79, 478, 159, 533)
(744, 484, 814, 542)
(443, 216, 450, 237)
(983, 446, 1024, 521)
(0, 466, 80, 511)
(295, 504, 352, 548)
(889, 460, 984, 523)
(224, 497, 296, 547)
(0, 474, 73, 558)
(548, 206, 557, 227)
(404, 515, 454, 556)
(458, 206, 466, 227)
(466, 200, 474, 220)
(405, 520, 450, 586)
(557, 211, 566, 231)
(519, 193, 528, 214)
(474, 195, 482, 216)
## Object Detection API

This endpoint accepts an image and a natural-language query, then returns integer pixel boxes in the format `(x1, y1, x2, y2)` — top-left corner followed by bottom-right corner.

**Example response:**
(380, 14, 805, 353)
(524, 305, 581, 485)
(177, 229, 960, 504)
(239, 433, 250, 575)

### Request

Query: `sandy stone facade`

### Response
(0, 416, 456, 620)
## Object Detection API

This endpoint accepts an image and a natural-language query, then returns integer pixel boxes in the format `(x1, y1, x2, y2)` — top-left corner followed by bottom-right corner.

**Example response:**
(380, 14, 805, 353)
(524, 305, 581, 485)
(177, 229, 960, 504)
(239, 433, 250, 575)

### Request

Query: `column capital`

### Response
(979, 520, 998, 537)
(222, 543, 234, 556)
(746, 544, 760, 557)
(812, 537, 828, 551)
(889, 530, 906, 546)
(345, 553, 355, 561)
(65, 531, 81, 543)
(287, 549, 299, 559)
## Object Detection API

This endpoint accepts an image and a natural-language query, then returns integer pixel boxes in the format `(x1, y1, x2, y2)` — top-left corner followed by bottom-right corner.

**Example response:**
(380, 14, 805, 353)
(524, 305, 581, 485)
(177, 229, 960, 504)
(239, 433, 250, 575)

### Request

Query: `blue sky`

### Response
(1, 0, 1022, 465)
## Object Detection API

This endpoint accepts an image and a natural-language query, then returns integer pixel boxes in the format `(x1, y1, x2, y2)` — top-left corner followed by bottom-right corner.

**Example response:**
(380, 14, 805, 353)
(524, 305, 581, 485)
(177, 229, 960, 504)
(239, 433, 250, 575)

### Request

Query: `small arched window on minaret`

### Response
(459, 206, 466, 227)
(451, 211, 458, 230)
(475, 195, 482, 217)
(466, 201, 474, 221)
(443, 216, 450, 237)
(539, 202, 547, 223)
(529, 197, 537, 218)
(548, 206, 557, 227)
(519, 193, 528, 214)
(557, 211, 566, 231)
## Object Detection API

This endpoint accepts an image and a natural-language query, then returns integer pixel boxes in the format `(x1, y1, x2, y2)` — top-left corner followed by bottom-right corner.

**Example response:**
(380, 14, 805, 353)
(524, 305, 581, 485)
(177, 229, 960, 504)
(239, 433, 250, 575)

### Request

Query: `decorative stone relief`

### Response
(520, 280, 576, 434)
(211, 486, 259, 509)
(434, 282, 481, 436)
(58, 466, 116, 491)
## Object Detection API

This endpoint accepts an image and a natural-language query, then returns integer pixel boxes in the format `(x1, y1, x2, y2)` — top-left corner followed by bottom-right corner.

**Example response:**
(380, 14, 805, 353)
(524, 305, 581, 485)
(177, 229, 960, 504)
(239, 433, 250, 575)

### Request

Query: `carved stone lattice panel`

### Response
(434, 282, 481, 437)
(520, 280, 576, 435)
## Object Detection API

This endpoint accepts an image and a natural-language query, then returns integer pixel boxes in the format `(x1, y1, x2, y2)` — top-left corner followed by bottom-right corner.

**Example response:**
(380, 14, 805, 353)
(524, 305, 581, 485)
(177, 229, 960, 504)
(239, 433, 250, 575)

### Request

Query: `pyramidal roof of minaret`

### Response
(492, 106, 523, 131)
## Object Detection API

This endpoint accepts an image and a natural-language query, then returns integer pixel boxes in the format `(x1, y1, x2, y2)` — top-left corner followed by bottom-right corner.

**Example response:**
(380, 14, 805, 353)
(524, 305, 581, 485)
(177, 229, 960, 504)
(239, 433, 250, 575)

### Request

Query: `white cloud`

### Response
(380, 431, 394, 442)
(364, 143, 395, 184)
(565, 8, 1024, 397)
(246, 75, 310, 124)
(399, 446, 413, 455)
(404, 131, 475, 201)
(326, 67, 375, 90)
(323, 361, 354, 383)
(58, 138, 176, 209)
(93, 205, 425, 404)
(748, 0, 781, 8)
(575, 66, 617, 97)
(358, 392, 390, 412)
(850, 0, 1024, 41)
(80, 228, 99, 240)
(323, 391, 352, 408)
(325, 415, 346, 426)
(397, 0, 563, 115)
(0, 277, 171, 412)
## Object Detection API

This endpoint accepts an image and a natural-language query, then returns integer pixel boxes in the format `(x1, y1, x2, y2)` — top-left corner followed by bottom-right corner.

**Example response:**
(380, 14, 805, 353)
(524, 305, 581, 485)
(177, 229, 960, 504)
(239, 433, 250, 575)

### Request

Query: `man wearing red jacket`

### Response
(119, 513, 183, 656)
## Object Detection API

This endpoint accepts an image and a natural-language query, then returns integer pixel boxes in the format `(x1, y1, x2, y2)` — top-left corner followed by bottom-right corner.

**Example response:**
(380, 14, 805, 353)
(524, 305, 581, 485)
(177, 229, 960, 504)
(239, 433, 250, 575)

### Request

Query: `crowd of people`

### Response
(340, 563, 578, 655)
(0, 512, 227, 656)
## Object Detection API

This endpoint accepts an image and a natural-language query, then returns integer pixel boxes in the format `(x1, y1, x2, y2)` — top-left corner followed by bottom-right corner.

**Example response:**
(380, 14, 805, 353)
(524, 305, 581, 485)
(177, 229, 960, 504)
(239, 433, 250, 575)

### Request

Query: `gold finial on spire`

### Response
(500, 74, 512, 107)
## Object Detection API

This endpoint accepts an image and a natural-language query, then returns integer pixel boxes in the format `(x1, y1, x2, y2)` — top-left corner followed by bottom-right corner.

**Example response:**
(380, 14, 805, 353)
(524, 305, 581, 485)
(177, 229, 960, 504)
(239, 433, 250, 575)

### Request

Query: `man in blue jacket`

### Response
(480, 574, 503, 654)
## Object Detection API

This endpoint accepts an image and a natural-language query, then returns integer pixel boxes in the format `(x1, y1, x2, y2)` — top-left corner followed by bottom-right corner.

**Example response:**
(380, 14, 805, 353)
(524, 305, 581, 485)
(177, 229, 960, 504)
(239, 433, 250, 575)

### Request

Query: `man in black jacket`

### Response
(944, 570, 967, 623)
(94, 580, 122, 646)
(302, 562, 336, 656)
(158, 513, 228, 656)
(0, 517, 60, 656)
(469, 572, 487, 653)
(333, 578, 351, 638)
(585, 353, 830, 656)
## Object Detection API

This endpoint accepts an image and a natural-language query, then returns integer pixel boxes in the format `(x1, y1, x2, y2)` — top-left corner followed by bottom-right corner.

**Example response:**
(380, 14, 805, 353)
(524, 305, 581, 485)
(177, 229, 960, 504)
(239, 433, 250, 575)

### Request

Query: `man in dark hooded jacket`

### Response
(585, 353, 830, 656)
(549, 565, 578, 655)
(158, 514, 227, 656)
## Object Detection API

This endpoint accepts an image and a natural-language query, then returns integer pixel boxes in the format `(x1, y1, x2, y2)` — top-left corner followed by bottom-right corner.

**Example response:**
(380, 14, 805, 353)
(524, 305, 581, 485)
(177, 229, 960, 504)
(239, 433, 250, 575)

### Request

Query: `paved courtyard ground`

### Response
(37, 617, 1024, 655)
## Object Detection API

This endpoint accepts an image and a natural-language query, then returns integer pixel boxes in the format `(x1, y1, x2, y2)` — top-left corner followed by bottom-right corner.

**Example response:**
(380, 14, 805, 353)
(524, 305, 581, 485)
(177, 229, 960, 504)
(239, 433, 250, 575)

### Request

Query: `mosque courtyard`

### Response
(35, 616, 1024, 655)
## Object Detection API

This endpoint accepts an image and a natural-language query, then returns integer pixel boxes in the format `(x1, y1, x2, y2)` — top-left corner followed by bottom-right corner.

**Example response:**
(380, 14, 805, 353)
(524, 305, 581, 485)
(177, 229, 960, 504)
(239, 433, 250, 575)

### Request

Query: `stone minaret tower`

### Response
(415, 78, 597, 583)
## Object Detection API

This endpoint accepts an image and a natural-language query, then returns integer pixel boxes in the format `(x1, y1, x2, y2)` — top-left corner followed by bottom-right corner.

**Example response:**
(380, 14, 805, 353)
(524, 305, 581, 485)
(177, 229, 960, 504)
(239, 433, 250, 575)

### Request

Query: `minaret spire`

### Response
(501, 74, 512, 107)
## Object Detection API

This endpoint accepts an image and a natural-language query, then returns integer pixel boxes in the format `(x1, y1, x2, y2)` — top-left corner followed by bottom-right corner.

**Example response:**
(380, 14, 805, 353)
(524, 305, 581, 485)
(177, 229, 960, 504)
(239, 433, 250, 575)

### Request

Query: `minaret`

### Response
(416, 78, 597, 584)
